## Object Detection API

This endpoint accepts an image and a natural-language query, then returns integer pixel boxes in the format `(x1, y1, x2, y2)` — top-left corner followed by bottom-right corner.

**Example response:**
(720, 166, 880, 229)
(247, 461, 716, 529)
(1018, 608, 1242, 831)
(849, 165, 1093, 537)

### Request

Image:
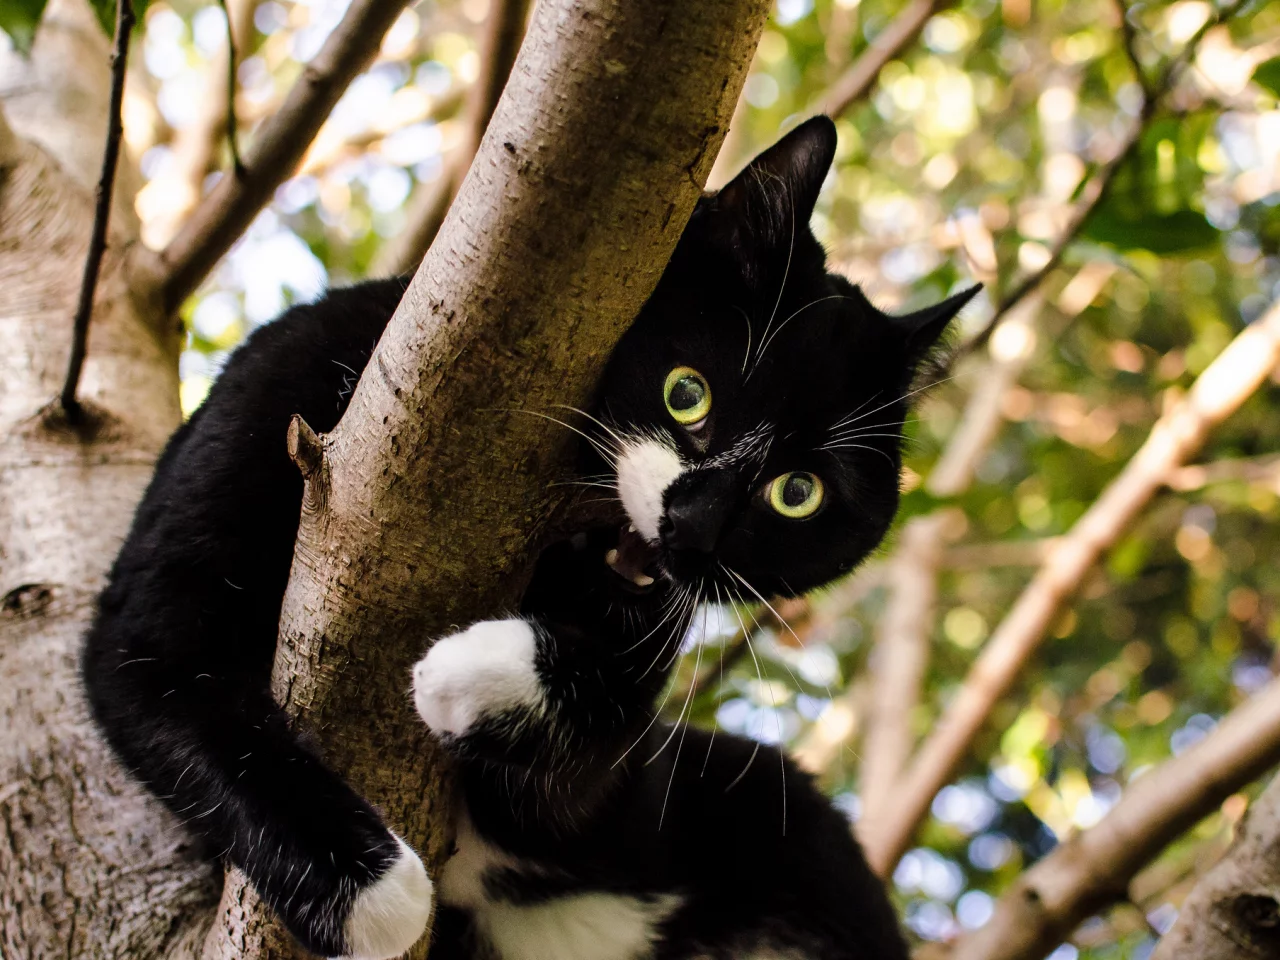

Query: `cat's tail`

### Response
(83, 651, 431, 959)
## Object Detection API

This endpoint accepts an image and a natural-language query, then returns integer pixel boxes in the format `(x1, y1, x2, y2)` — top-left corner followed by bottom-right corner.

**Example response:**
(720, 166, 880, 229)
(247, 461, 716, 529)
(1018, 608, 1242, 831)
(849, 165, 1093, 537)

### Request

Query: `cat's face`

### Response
(586, 117, 977, 602)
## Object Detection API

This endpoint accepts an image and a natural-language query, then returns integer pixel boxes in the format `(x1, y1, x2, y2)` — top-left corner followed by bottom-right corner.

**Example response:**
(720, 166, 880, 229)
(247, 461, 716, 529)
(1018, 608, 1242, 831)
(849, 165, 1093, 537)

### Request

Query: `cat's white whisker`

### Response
(756, 295, 853, 361)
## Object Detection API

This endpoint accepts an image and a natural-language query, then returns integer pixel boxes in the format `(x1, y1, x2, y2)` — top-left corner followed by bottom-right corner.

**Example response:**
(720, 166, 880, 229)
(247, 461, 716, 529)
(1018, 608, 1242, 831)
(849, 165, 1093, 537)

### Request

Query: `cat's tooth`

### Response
(627, 523, 637, 534)
(605, 549, 619, 567)
(632, 573, 655, 588)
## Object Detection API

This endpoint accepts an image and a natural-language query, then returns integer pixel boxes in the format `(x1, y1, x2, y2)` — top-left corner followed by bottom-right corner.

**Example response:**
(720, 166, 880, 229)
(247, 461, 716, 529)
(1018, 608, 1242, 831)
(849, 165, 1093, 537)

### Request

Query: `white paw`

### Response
(339, 837, 432, 960)
(412, 619, 545, 738)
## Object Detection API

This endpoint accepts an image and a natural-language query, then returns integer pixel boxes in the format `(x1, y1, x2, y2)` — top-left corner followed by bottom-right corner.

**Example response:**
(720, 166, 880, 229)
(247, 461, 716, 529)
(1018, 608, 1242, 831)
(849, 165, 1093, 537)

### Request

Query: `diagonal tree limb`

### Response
(134, 0, 414, 317)
(370, 0, 531, 277)
(200, 0, 771, 953)
(1150, 769, 1280, 959)
(810, 0, 953, 119)
(140, 0, 257, 249)
(860, 296, 1280, 878)
(942, 676, 1280, 960)
(859, 512, 948, 825)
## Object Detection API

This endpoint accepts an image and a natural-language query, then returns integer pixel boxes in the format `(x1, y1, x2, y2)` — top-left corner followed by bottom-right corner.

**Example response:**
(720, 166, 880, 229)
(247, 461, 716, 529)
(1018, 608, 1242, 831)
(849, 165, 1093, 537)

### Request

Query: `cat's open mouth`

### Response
(605, 524, 661, 592)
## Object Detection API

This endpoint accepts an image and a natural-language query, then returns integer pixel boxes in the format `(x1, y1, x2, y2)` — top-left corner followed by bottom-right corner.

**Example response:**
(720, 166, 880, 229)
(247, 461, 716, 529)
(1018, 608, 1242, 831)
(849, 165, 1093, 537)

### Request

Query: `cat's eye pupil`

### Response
(782, 474, 813, 508)
(669, 377, 704, 412)
(663, 366, 712, 426)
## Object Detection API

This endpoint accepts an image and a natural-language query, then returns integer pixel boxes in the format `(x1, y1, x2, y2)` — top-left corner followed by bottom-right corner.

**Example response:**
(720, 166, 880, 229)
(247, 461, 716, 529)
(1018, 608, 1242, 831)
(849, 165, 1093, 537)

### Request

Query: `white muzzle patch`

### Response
(615, 437, 683, 543)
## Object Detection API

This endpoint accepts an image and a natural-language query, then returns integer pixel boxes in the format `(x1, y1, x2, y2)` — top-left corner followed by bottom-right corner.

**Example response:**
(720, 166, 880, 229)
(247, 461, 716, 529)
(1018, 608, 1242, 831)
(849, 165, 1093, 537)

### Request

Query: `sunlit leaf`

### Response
(1252, 57, 1280, 98)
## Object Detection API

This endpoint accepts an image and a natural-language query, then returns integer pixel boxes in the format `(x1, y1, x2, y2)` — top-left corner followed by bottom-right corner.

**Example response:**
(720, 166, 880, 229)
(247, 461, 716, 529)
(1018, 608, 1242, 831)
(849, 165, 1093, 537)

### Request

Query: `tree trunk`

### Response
(1151, 772, 1280, 960)
(0, 2, 217, 956)
(210, 0, 771, 953)
(2, 0, 769, 955)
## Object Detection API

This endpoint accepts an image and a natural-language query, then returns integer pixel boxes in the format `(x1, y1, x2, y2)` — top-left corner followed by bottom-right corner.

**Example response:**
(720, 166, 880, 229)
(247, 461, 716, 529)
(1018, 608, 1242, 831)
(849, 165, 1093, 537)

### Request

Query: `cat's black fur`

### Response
(84, 116, 977, 959)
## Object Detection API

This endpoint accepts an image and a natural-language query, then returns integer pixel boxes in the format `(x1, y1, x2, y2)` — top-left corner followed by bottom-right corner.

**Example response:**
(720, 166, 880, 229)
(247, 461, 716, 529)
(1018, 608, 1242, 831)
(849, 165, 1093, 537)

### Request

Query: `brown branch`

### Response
(859, 513, 947, 824)
(941, 538, 1060, 569)
(202, 0, 770, 951)
(810, 0, 952, 119)
(1167, 454, 1280, 491)
(1151, 769, 1280, 959)
(371, 0, 531, 277)
(861, 297, 1280, 878)
(960, 0, 1244, 355)
(927, 291, 1045, 496)
(215, 0, 244, 174)
(137, 0, 414, 316)
(61, 0, 134, 423)
(945, 676, 1280, 960)
(138, 0, 257, 249)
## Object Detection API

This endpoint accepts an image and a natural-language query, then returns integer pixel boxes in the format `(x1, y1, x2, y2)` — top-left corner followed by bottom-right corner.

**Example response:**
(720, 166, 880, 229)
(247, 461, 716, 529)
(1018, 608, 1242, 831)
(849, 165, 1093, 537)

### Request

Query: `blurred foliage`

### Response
(6, 0, 1278, 954)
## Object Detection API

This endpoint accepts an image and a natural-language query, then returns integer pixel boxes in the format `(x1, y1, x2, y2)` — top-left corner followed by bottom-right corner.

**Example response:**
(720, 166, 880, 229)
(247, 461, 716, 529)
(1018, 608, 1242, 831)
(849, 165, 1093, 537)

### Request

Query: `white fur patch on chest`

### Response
(441, 813, 681, 960)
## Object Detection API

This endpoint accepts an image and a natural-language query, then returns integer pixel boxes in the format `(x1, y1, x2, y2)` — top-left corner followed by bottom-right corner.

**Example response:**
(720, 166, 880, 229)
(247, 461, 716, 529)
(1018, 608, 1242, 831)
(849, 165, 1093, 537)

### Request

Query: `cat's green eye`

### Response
(767, 472, 824, 519)
(664, 366, 712, 426)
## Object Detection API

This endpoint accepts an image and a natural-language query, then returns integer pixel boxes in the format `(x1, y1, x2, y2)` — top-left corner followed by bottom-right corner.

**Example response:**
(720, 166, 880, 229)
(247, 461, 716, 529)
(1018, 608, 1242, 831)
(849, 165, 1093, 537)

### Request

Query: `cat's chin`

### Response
(604, 523, 662, 593)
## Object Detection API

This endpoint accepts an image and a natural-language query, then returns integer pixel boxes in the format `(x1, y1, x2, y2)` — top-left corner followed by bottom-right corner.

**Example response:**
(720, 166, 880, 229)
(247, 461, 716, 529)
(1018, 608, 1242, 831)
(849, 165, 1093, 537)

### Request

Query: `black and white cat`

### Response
(83, 116, 977, 959)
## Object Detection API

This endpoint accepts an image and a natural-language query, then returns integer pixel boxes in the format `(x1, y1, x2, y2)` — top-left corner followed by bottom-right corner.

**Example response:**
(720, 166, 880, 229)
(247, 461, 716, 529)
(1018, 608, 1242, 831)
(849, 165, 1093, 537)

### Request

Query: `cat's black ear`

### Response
(891, 285, 983, 359)
(699, 116, 837, 267)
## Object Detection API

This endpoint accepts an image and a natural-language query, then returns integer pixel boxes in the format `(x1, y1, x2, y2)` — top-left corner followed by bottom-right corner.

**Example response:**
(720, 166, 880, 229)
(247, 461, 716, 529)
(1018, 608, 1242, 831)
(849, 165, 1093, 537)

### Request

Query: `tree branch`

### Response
(202, 0, 770, 953)
(61, 0, 134, 423)
(810, 0, 953, 119)
(370, 0, 531, 277)
(927, 290, 1044, 497)
(860, 513, 947, 825)
(861, 296, 1280, 878)
(136, 0, 414, 316)
(1151, 769, 1280, 959)
(960, 0, 1244, 355)
(945, 676, 1280, 960)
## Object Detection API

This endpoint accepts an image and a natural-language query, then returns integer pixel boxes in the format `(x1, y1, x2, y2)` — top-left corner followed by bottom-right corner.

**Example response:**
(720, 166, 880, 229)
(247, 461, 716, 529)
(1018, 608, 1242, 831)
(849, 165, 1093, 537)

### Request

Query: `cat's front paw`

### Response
(412, 619, 546, 739)
(338, 837, 433, 960)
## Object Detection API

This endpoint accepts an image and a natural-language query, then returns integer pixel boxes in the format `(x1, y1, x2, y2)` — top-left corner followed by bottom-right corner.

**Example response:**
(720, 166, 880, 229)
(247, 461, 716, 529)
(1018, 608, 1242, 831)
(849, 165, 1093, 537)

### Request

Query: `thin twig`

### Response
(810, 0, 953, 119)
(61, 0, 135, 422)
(862, 296, 1280, 878)
(215, 0, 244, 175)
(961, 0, 1246, 355)
(371, 0, 531, 277)
(139, 0, 414, 315)
(1115, 0, 1153, 99)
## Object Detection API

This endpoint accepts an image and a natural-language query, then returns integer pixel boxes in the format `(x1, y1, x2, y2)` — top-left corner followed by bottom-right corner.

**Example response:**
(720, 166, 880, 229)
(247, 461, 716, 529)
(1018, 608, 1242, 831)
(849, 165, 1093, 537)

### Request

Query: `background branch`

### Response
(960, 0, 1242, 355)
(1151, 769, 1280, 959)
(945, 676, 1280, 960)
(811, 0, 953, 119)
(136, 0, 414, 315)
(859, 512, 948, 825)
(370, 0, 531, 277)
(862, 297, 1280, 877)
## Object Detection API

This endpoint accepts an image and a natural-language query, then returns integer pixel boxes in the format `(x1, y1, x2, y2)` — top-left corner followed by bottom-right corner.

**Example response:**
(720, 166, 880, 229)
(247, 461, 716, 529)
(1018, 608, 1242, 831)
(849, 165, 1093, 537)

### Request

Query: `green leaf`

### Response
(88, 0, 113, 35)
(1083, 207, 1219, 255)
(0, 0, 48, 53)
(1253, 57, 1280, 98)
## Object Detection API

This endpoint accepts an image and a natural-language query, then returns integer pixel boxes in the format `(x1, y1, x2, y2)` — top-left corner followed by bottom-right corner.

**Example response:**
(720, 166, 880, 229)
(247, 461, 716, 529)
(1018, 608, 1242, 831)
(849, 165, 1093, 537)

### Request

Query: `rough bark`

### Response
(1151, 772, 1280, 960)
(204, 0, 770, 954)
(0, 2, 217, 955)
